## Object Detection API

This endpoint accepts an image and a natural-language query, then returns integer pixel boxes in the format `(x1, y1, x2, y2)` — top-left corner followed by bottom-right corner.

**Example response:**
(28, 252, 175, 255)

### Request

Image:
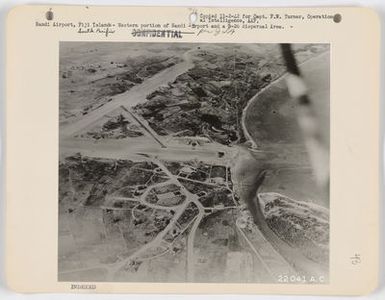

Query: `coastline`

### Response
(234, 50, 330, 278)
(241, 50, 330, 149)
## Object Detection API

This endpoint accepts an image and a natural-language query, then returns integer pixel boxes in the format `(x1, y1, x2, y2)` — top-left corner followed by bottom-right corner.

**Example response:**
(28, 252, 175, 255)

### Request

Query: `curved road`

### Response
(60, 48, 329, 282)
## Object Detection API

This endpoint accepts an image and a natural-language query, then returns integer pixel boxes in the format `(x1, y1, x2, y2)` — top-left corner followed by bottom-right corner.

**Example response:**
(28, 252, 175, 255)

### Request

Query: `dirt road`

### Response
(60, 49, 195, 138)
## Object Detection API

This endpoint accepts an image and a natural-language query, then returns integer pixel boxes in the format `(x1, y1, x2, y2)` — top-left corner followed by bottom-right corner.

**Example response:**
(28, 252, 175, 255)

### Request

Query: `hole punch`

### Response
(333, 13, 342, 23)
(46, 8, 53, 21)
(189, 12, 197, 24)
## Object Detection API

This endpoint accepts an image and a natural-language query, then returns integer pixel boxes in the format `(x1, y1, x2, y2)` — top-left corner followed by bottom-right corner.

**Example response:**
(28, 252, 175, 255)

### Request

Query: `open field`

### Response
(59, 43, 330, 283)
(60, 42, 189, 124)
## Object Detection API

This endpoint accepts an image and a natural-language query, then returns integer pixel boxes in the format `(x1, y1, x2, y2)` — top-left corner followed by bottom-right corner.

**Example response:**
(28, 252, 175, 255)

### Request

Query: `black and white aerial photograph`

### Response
(58, 42, 330, 283)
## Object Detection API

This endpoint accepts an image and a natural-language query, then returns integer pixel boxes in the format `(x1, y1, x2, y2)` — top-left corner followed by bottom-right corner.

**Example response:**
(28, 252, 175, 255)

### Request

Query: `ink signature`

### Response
(197, 26, 236, 36)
